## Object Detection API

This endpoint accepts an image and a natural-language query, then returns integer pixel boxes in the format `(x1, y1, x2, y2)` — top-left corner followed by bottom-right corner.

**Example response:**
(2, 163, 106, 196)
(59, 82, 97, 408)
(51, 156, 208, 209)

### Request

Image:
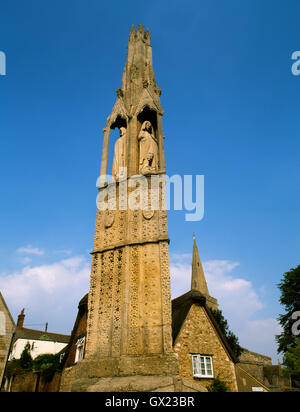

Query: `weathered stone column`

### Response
(60, 24, 206, 393)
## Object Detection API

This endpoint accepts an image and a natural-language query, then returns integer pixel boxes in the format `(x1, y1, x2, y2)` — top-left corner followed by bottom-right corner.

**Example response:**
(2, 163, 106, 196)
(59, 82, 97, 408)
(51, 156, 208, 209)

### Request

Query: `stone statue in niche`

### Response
(138, 121, 158, 174)
(112, 126, 127, 180)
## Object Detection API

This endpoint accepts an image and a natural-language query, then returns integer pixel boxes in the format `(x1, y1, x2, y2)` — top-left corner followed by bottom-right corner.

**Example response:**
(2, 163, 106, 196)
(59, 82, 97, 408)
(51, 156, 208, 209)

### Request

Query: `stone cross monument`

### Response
(62, 24, 205, 392)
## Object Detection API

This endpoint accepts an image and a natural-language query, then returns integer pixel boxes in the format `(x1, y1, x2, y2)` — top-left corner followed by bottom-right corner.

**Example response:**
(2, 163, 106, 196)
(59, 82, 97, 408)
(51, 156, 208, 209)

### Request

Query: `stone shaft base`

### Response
(59, 354, 206, 392)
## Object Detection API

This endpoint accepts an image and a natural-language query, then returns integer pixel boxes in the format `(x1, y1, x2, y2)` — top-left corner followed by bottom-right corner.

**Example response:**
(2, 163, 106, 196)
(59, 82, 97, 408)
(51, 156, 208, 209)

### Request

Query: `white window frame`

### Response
(75, 336, 85, 363)
(192, 355, 214, 378)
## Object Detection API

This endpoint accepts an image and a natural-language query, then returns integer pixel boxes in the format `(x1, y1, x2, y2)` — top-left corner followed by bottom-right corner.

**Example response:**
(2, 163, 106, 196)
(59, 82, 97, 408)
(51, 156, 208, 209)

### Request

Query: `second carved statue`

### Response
(138, 121, 159, 174)
(112, 126, 127, 180)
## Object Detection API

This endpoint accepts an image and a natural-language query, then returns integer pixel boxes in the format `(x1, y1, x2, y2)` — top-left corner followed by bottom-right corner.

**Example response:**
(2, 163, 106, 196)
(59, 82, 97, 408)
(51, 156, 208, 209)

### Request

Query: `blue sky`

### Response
(0, 0, 299, 362)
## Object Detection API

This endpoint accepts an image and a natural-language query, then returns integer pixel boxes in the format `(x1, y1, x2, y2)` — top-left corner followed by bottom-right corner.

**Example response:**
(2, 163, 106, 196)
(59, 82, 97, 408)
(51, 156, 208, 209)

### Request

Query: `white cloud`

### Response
(17, 245, 44, 256)
(0, 256, 90, 334)
(53, 249, 72, 256)
(238, 319, 282, 363)
(203, 260, 264, 319)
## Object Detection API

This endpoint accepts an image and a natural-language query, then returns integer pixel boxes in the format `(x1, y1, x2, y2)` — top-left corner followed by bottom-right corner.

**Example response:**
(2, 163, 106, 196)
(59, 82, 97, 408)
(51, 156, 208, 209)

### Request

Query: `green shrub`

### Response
(18, 343, 33, 370)
(207, 376, 230, 392)
(33, 353, 60, 381)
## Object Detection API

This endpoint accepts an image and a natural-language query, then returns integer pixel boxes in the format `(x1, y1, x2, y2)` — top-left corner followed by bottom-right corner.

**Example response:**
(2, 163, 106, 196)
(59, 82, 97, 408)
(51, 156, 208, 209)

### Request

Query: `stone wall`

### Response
(173, 304, 238, 392)
(0, 294, 15, 386)
(5, 370, 61, 392)
(8, 371, 37, 392)
(238, 348, 272, 383)
(37, 371, 61, 392)
(235, 365, 269, 392)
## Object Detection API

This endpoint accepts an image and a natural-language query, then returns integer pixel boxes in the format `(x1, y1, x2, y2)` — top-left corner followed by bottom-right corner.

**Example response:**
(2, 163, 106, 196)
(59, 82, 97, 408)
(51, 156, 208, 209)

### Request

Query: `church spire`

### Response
(191, 235, 219, 311)
(191, 235, 209, 295)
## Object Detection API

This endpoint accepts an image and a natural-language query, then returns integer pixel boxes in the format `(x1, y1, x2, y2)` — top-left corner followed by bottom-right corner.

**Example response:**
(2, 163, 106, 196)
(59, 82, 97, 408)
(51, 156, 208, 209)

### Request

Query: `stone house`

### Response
(8, 309, 70, 361)
(172, 290, 238, 392)
(0, 292, 15, 387)
(1, 308, 70, 392)
(171, 236, 238, 391)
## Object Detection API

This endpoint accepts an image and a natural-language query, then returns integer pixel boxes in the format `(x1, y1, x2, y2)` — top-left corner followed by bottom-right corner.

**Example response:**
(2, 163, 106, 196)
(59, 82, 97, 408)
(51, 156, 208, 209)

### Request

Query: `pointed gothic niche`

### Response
(109, 114, 128, 181)
(137, 106, 160, 172)
(137, 106, 157, 132)
(110, 114, 127, 131)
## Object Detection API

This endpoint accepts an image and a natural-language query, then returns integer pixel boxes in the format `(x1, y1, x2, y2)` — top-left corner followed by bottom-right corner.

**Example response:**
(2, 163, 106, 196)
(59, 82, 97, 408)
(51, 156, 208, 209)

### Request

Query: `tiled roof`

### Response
(12, 327, 70, 345)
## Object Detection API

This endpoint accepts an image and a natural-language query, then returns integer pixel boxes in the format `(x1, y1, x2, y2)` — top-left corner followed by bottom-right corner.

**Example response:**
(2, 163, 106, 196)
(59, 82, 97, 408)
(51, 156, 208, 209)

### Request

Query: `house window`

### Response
(192, 355, 214, 378)
(75, 336, 85, 363)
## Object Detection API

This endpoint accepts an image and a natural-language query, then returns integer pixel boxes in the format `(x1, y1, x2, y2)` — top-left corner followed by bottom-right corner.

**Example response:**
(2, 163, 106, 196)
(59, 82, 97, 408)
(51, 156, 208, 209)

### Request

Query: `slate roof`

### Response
(12, 327, 70, 345)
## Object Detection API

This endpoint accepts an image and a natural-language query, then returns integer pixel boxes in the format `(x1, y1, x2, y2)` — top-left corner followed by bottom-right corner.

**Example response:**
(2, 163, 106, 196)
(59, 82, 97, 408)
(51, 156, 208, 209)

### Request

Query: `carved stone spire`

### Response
(102, 24, 165, 181)
(191, 235, 219, 311)
(191, 235, 209, 295)
(121, 23, 159, 108)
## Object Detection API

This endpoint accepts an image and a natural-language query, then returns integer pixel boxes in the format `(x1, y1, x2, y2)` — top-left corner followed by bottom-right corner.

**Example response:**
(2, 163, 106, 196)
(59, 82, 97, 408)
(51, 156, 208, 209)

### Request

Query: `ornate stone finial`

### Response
(130, 24, 136, 36)
(137, 22, 144, 34)
(144, 28, 151, 44)
(154, 86, 162, 96)
(116, 88, 124, 98)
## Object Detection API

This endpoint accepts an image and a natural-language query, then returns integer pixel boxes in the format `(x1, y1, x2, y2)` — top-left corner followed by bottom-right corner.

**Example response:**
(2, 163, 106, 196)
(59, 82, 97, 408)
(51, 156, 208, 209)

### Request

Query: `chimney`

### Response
(17, 308, 25, 328)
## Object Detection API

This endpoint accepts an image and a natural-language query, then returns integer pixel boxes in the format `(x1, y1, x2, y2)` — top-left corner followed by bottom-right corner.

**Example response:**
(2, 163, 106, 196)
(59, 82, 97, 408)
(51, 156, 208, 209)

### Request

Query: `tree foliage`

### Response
(276, 265, 300, 355)
(282, 339, 300, 388)
(18, 343, 33, 370)
(6, 345, 60, 383)
(33, 353, 61, 381)
(210, 308, 242, 359)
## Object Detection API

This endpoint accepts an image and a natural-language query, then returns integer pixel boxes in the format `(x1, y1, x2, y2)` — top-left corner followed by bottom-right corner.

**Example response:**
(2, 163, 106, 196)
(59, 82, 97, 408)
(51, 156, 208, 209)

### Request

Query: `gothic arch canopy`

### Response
(107, 97, 129, 129)
(135, 87, 163, 117)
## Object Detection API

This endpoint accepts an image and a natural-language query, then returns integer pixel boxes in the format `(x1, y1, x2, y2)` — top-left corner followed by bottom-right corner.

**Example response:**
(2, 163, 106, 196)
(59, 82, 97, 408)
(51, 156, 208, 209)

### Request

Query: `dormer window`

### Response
(75, 336, 85, 363)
